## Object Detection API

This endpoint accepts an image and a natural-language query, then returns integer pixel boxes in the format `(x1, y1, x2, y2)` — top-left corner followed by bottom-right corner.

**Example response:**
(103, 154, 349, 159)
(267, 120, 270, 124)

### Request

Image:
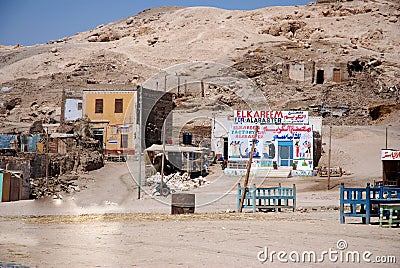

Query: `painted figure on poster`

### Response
(253, 147, 260, 157)
(242, 148, 250, 158)
(295, 140, 300, 158)
(303, 140, 312, 159)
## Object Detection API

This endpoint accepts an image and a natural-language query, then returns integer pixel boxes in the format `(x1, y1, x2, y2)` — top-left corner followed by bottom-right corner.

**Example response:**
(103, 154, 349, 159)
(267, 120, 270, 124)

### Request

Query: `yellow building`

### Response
(83, 89, 136, 155)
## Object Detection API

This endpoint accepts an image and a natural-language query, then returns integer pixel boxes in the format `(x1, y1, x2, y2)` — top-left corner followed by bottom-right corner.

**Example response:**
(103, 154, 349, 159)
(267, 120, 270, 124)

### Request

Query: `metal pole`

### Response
(327, 108, 332, 190)
(45, 126, 49, 191)
(138, 86, 143, 199)
(239, 125, 259, 212)
(160, 76, 167, 196)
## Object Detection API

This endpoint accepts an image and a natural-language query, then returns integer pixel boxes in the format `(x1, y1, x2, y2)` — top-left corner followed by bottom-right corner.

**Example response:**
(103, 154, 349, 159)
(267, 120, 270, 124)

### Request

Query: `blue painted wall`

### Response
(0, 134, 41, 151)
(0, 134, 17, 149)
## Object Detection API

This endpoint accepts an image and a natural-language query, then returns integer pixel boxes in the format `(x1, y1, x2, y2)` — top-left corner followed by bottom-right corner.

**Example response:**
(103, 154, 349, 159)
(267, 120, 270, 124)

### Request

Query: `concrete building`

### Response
(140, 87, 174, 149)
(212, 110, 322, 177)
(83, 86, 175, 156)
(83, 88, 137, 155)
(64, 98, 83, 121)
(381, 149, 400, 187)
(283, 60, 348, 84)
(61, 89, 83, 122)
(211, 111, 232, 160)
(314, 62, 348, 84)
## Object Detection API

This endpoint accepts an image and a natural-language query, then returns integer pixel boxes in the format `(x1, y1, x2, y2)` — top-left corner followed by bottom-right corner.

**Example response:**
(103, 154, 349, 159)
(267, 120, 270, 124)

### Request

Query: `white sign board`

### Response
(381, 149, 400, 160)
(234, 110, 309, 124)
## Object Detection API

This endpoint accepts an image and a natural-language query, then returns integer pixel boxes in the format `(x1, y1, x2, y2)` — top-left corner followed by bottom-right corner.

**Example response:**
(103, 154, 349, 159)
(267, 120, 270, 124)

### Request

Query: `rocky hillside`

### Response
(0, 0, 399, 133)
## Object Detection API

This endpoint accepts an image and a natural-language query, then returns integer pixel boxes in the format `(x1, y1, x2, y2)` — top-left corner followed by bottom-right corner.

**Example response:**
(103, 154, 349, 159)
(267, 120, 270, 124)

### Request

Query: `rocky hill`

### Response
(0, 0, 399, 133)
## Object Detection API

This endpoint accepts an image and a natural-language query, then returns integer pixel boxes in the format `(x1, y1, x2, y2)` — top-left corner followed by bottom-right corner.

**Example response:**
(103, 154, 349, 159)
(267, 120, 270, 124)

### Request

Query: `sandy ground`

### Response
(0, 212, 399, 267)
(0, 125, 399, 267)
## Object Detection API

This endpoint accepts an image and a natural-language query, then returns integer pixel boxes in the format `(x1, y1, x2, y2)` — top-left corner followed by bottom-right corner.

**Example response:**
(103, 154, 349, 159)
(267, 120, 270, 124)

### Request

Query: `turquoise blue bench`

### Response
(237, 183, 296, 213)
(340, 183, 400, 224)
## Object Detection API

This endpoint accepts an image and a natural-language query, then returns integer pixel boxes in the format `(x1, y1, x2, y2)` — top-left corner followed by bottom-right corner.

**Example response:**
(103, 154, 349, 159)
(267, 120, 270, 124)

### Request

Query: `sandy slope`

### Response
(1, 0, 399, 83)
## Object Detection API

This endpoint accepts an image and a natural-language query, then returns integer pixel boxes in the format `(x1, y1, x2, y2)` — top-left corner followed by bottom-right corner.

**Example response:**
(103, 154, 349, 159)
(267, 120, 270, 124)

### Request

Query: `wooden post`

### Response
(177, 75, 180, 97)
(239, 125, 259, 212)
(201, 80, 205, 98)
(184, 80, 187, 96)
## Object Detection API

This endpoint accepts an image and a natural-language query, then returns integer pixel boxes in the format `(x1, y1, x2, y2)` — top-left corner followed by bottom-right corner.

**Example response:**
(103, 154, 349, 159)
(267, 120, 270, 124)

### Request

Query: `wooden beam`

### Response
(239, 125, 259, 212)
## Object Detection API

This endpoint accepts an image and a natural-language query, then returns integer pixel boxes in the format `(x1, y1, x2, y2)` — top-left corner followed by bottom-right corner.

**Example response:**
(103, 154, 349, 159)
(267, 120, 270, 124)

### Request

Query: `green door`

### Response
(278, 141, 293, 167)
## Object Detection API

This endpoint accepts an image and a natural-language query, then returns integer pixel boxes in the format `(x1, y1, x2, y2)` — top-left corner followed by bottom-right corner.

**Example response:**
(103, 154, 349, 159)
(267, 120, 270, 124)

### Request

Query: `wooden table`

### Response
(379, 204, 400, 228)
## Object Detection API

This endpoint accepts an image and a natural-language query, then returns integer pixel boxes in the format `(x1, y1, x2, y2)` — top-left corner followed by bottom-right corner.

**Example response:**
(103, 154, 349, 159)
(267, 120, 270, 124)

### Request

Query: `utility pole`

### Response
(327, 108, 332, 190)
(160, 75, 167, 196)
(239, 125, 259, 212)
(138, 86, 143, 199)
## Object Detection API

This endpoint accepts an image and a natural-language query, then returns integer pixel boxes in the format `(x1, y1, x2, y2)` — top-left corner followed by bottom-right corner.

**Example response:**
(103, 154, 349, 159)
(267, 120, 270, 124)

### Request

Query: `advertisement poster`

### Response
(228, 124, 313, 170)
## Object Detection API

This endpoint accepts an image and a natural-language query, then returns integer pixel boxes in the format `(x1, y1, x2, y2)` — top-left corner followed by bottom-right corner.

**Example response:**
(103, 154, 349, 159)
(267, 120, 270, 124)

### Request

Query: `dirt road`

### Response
(0, 212, 399, 267)
(0, 125, 399, 267)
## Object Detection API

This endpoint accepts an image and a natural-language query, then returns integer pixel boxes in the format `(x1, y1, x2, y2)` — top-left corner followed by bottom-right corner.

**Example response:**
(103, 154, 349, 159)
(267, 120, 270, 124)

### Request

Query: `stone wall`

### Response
(140, 88, 174, 148)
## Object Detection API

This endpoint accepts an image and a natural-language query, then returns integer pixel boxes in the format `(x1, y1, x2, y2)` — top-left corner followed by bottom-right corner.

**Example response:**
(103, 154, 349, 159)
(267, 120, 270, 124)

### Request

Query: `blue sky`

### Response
(0, 0, 310, 46)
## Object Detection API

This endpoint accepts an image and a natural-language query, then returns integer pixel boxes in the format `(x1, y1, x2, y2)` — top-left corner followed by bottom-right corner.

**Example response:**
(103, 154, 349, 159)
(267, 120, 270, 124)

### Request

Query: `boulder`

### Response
(29, 120, 44, 134)
(88, 35, 98, 42)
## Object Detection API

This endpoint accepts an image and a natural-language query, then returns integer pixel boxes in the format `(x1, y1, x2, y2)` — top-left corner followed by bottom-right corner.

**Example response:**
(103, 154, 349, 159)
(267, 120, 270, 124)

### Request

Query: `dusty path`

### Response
(0, 212, 399, 267)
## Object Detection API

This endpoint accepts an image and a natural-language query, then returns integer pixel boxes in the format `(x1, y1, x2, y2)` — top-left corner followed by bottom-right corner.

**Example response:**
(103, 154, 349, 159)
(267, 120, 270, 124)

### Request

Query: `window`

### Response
(77, 102, 82, 110)
(115, 99, 123, 113)
(95, 99, 103, 113)
(121, 134, 128, 148)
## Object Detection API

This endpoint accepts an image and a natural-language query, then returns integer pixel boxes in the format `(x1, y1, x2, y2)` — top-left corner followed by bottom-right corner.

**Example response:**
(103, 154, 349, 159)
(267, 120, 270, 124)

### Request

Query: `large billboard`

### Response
(228, 124, 313, 170)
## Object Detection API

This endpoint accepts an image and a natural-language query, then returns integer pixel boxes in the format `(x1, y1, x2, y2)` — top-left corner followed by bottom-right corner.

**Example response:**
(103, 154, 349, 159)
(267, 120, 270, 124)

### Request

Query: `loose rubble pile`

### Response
(30, 175, 81, 199)
(146, 172, 209, 192)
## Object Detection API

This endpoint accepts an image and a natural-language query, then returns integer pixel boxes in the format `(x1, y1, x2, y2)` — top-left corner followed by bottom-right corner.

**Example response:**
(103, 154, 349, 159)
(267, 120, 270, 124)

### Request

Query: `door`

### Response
(10, 176, 20, 201)
(2, 173, 11, 202)
(121, 134, 128, 148)
(223, 138, 228, 160)
(93, 129, 104, 148)
(316, 70, 324, 84)
(278, 141, 293, 167)
(333, 68, 341, 83)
